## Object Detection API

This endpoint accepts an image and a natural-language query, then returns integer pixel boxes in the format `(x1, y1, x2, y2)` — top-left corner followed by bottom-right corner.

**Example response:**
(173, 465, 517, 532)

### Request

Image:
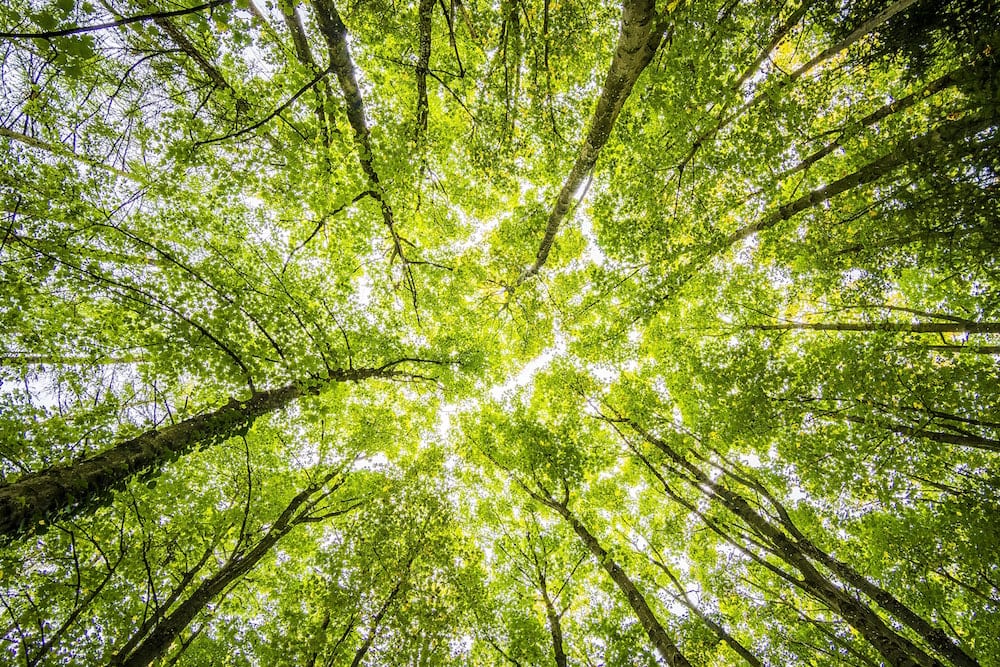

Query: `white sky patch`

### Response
(243, 194, 265, 210)
(451, 208, 503, 255)
(628, 325, 643, 346)
(787, 485, 808, 503)
(588, 363, 618, 386)
(352, 452, 390, 471)
(436, 402, 457, 441)
(734, 234, 757, 265)
(488, 329, 567, 401)
(841, 267, 868, 287)
(579, 209, 606, 267)
(767, 265, 793, 289)
(489, 347, 556, 401)
(350, 270, 374, 309)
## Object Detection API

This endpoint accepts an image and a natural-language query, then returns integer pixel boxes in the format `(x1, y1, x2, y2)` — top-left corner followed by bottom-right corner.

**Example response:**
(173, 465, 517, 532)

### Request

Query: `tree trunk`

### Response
(726, 114, 994, 248)
(625, 420, 943, 667)
(0, 366, 395, 540)
(782, 67, 968, 178)
(838, 414, 1000, 453)
(747, 320, 1000, 335)
(717, 455, 981, 667)
(309, 0, 417, 304)
(519, 0, 665, 283)
(414, 0, 435, 140)
(531, 489, 692, 667)
(536, 572, 568, 667)
(349, 551, 416, 667)
(113, 472, 346, 666)
(650, 556, 763, 667)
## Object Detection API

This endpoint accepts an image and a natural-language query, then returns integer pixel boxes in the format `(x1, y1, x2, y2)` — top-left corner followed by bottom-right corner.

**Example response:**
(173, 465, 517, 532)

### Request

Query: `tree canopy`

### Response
(1, 0, 998, 664)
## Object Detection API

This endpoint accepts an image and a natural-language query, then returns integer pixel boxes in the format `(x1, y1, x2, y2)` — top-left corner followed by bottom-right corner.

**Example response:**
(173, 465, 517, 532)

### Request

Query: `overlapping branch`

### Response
(517, 0, 667, 284)
(310, 0, 421, 314)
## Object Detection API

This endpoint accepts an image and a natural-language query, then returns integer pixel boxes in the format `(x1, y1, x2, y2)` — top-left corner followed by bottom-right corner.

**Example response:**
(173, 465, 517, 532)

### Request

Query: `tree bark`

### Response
(650, 555, 763, 667)
(677, 0, 919, 175)
(349, 551, 417, 667)
(310, 0, 418, 306)
(0, 366, 398, 540)
(623, 420, 944, 667)
(713, 454, 981, 667)
(746, 320, 1000, 335)
(518, 0, 665, 283)
(276, 0, 334, 144)
(530, 488, 693, 667)
(113, 472, 347, 666)
(0, 0, 233, 39)
(415, 0, 435, 140)
(837, 414, 1000, 453)
(543, 595, 568, 667)
(781, 67, 969, 178)
(726, 114, 995, 248)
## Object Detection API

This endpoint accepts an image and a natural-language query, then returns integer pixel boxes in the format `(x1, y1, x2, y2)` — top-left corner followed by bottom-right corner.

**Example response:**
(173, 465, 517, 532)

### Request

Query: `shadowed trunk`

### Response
(528, 487, 693, 667)
(112, 472, 350, 666)
(621, 418, 948, 667)
(724, 114, 994, 248)
(0, 365, 400, 540)
(518, 0, 666, 283)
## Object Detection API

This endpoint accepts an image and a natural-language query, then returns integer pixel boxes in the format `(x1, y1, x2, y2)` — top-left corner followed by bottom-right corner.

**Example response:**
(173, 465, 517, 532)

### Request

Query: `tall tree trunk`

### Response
(677, 0, 918, 174)
(621, 419, 945, 667)
(309, 0, 418, 308)
(349, 551, 417, 667)
(835, 414, 1000, 453)
(414, 0, 435, 140)
(725, 114, 994, 248)
(710, 452, 981, 667)
(112, 472, 348, 666)
(542, 594, 568, 667)
(747, 320, 1000, 335)
(518, 0, 665, 283)
(528, 487, 693, 667)
(649, 555, 763, 667)
(0, 365, 401, 540)
(781, 67, 970, 179)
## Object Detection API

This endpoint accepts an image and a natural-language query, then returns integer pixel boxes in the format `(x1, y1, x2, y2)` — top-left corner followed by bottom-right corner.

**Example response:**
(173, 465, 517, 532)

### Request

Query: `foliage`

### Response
(1, 0, 998, 664)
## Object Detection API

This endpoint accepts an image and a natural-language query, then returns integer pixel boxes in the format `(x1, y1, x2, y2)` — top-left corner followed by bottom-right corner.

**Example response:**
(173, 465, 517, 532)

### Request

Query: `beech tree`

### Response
(1, 0, 997, 664)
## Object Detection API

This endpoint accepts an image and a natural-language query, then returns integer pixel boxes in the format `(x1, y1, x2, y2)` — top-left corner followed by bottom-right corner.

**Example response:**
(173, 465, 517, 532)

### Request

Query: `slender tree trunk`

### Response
(726, 114, 995, 247)
(623, 420, 943, 667)
(730, 0, 920, 131)
(837, 414, 1000, 453)
(519, 0, 665, 283)
(782, 67, 969, 178)
(536, 573, 568, 667)
(674, 1, 810, 174)
(0, 0, 233, 39)
(276, 0, 334, 143)
(714, 455, 982, 667)
(650, 556, 763, 667)
(530, 489, 693, 667)
(415, 0, 435, 140)
(798, 539, 980, 667)
(679, 0, 918, 174)
(0, 366, 396, 540)
(113, 472, 347, 666)
(922, 345, 1000, 355)
(111, 543, 218, 662)
(543, 598, 568, 667)
(0, 127, 140, 181)
(747, 320, 1000, 335)
(349, 552, 417, 667)
(310, 0, 418, 305)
